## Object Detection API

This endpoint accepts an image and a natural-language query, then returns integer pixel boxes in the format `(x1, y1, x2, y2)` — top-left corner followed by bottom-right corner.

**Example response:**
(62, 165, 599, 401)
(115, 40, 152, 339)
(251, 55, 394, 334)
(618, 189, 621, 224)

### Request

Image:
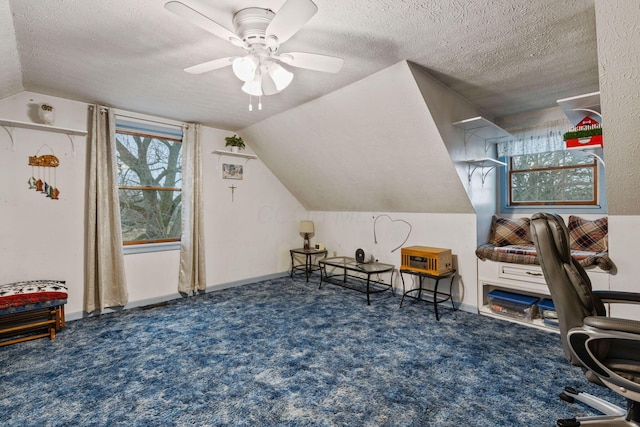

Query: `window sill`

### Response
(501, 205, 607, 215)
(123, 241, 181, 255)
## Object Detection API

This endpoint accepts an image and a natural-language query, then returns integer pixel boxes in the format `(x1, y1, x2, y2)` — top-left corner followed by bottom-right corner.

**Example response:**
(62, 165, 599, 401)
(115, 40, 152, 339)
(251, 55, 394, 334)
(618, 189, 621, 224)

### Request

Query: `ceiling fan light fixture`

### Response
(167, 0, 344, 107)
(241, 74, 263, 96)
(232, 55, 258, 82)
(268, 63, 294, 91)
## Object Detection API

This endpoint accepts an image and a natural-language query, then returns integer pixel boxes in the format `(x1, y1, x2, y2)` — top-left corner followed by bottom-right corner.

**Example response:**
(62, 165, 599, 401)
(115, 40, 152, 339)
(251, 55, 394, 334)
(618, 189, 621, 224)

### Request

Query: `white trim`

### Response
(112, 108, 187, 129)
(65, 272, 289, 321)
(123, 241, 181, 255)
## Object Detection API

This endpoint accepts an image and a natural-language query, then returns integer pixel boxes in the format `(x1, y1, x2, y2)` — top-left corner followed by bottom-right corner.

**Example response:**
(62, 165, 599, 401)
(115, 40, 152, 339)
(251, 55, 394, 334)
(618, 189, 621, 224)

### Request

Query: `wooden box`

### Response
(401, 246, 452, 275)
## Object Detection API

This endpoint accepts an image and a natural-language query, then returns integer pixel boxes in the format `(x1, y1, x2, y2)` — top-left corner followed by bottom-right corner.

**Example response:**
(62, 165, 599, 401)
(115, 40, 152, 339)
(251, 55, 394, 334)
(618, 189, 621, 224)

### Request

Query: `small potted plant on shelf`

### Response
(225, 134, 246, 153)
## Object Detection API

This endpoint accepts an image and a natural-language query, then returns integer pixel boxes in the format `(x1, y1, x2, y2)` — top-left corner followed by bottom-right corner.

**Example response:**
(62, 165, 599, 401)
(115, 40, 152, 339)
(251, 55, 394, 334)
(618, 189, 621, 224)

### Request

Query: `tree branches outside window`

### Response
(116, 131, 182, 244)
(508, 151, 597, 206)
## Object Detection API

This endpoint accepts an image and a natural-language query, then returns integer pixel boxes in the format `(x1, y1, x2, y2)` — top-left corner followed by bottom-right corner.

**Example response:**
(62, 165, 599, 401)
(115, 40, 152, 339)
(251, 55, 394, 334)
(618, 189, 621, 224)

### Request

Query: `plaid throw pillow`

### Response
(488, 216, 532, 247)
(568, 216, 608, 252)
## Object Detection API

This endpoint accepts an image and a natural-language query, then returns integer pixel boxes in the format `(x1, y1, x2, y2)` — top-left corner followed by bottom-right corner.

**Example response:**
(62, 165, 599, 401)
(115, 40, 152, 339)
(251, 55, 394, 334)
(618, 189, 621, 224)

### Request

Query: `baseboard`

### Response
(205, 272, 288, 293)
(66, 272, 290, 321)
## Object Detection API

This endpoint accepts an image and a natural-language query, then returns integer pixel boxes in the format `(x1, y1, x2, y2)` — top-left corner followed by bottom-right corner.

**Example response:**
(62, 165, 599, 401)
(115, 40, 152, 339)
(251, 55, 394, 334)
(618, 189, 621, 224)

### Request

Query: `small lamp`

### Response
(299, 220, 315, 249)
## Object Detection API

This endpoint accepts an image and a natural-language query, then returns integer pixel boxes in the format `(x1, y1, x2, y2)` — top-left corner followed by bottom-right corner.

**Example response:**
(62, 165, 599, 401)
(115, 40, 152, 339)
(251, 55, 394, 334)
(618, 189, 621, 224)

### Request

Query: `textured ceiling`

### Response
(2, 0, 598, 131)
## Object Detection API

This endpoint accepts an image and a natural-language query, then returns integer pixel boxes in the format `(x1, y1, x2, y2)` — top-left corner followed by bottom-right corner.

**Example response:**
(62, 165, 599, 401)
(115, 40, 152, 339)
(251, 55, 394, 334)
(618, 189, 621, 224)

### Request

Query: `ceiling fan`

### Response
(165, 0, 344, 105)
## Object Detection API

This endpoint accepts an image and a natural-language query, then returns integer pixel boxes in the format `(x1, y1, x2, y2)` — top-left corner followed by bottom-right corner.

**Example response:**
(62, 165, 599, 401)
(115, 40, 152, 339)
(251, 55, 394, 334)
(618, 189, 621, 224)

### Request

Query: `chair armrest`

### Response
(584, 316, 640, 335)
(593, 290, 640, 304)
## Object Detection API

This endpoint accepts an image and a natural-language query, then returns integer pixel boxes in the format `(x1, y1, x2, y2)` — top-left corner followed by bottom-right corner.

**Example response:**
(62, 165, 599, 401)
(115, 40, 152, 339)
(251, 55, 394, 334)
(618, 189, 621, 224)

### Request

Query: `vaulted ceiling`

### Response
(2, 0, 598, 131)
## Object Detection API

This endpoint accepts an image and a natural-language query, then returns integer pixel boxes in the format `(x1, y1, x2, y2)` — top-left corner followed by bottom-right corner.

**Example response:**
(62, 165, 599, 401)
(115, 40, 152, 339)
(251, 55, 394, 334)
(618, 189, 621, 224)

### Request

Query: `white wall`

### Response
(0, 92, 88, 314)
(408, 63, 498, 245)
(0, 91, 306, 319)
(241, 61, 475, 214)
(595, 0, 640, 320)
(310, 211, 478, 312)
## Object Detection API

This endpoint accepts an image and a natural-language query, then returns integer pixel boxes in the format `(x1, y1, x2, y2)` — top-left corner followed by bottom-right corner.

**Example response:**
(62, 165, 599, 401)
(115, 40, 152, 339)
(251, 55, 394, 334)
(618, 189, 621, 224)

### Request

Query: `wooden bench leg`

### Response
(59, 305, 66, 329)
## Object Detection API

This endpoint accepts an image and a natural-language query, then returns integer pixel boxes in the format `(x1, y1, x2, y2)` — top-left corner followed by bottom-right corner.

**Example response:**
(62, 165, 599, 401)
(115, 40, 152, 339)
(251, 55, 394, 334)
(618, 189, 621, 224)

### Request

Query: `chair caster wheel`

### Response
(557, 418, 580, 427)
(560, 392, 575, 403)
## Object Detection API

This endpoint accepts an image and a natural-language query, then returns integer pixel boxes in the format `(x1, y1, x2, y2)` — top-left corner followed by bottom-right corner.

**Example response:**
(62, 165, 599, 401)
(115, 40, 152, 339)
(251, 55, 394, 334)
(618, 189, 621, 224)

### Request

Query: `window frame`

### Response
(499, 152, 607, 215)
(115, 127, 183, 249)
(507, 154, 599, 207)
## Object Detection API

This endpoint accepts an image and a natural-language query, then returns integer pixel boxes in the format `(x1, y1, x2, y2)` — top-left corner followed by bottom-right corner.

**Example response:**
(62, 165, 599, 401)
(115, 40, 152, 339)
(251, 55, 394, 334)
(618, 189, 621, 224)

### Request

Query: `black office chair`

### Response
(530, 212, 640, 427)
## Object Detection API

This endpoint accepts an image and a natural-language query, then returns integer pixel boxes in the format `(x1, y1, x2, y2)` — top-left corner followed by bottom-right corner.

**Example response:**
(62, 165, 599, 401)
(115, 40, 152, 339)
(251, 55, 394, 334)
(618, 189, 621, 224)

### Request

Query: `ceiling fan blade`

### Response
(184, 57, 235, 74)
(278, 52, 344, 73)
(266, 0, 318, 44)
(165, 1, 239, 43)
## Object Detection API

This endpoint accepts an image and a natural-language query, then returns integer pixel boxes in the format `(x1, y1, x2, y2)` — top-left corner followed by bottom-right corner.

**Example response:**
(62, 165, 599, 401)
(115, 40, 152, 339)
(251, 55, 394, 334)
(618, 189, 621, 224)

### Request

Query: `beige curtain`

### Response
(85, 105, 128, 312)
(178, 123, 207, 294)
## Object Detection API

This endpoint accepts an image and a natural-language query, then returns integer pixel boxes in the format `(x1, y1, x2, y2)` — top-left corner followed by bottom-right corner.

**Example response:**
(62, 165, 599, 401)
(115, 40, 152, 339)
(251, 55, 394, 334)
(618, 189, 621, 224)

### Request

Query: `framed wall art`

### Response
(222, 163, 243, 180)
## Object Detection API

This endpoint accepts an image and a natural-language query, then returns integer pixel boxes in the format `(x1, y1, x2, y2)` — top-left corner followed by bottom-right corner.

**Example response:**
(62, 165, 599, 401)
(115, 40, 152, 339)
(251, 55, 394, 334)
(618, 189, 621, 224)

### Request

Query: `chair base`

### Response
(557, 387, 640, 426)
(558, 418, 640, 426)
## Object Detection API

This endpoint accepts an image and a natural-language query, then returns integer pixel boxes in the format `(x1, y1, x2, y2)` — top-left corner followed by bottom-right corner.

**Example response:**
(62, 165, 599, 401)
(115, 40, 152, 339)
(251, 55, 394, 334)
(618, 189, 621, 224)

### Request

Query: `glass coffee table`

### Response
(319, 256, 395, 305)
(290, 248, 328, 282)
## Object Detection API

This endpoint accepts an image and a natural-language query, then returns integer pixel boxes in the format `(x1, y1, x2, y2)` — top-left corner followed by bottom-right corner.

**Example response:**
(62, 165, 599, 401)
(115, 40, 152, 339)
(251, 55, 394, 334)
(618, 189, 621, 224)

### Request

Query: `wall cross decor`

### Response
(229, 184, 237, 202)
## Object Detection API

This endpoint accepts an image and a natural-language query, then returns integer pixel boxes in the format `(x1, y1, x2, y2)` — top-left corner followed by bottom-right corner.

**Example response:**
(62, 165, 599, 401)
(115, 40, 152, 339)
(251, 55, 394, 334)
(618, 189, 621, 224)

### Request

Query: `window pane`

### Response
(511, 155, 532, 170)
(509, 151, 597, 206)
(564, 151, 594, 166)
(119, 189, 182, 242)
(116, 133, 182, 188)
(116, 131, 182, 245)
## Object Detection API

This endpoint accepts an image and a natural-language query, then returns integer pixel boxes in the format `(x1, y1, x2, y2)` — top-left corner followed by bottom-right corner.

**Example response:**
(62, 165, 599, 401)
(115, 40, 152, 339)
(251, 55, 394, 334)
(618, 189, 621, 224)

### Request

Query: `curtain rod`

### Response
(93, 106, 188, 129)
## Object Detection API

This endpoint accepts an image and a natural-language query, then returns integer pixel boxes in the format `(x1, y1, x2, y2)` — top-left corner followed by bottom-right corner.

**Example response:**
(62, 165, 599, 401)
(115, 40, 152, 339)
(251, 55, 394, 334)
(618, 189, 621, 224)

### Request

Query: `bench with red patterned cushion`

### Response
(0, 280, 67, 312)
(0, 280, 67, 347)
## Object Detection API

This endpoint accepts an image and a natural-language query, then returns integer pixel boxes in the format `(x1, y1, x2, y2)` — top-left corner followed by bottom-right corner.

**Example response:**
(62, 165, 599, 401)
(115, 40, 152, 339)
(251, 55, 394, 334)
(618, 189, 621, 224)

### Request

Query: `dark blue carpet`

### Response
(0, 276, 624, 426)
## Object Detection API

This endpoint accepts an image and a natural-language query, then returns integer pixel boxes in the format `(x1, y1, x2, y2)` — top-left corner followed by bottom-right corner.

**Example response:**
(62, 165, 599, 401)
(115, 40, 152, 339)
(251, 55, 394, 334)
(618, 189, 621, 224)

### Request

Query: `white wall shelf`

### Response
(212, 149, 257, 160)
(557, 91, 601, 125)
(453, 117, 512, 185)
(557, 92, 605, 166)
(0, 118, 87, 155)
(212, 149, 257, 169)
(452, 116, 513, 145)
(463, 158, 507, 184)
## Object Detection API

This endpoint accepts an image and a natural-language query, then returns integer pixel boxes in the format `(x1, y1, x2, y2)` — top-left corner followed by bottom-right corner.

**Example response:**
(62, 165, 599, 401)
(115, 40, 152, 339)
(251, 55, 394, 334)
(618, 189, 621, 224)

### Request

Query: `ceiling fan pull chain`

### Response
(249, 94, 253, 111)
(258, 96, 262, 111)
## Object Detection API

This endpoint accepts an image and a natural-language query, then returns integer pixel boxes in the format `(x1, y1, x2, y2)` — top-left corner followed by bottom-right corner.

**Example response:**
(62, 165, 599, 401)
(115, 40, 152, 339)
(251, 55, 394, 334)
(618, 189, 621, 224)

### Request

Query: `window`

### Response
(508, 151, 597, 206)
(115, 124, 183, 245)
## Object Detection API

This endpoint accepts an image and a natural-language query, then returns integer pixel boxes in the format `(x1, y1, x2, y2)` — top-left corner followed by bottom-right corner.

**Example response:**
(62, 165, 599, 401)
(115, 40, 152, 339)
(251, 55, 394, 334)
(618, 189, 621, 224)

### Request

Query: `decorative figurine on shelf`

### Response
(563, 116, 603, 150)
(224, 134, 246, 153)
(38, 103, 55, 125)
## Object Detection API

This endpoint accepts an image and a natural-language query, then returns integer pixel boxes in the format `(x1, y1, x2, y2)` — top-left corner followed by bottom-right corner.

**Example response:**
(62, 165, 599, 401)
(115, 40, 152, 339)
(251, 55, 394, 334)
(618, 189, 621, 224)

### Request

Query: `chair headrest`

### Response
(532, 213, 572, 264)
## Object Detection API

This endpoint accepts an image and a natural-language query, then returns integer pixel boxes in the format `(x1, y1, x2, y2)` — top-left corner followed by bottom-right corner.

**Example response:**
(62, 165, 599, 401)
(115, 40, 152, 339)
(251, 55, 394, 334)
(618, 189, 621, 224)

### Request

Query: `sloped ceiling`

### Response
(1, 0, 599, 131)
(0, 0, 22, 98)
(0, 0, 605, 216)
(241, 61, 482, 213)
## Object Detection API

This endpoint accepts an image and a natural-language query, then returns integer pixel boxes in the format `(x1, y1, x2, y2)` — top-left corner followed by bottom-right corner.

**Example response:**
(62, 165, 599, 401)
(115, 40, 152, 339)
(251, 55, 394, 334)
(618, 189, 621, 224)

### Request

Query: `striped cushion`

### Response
(568, 216, 608, 252)
(488, 216, 532, 247)
(475, 243, 614, 271)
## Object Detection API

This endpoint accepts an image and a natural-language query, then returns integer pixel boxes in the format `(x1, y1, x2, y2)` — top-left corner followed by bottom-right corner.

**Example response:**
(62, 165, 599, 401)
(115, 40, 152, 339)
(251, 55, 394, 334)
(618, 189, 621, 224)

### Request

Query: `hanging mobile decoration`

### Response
(28, 145, 60, 200)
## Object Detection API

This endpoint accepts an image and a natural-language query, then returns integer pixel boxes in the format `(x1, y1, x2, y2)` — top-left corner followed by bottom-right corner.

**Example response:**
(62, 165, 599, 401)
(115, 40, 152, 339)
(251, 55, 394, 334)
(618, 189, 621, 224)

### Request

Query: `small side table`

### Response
(290, 248, 327, 282)
(399, 269, 456, 321)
